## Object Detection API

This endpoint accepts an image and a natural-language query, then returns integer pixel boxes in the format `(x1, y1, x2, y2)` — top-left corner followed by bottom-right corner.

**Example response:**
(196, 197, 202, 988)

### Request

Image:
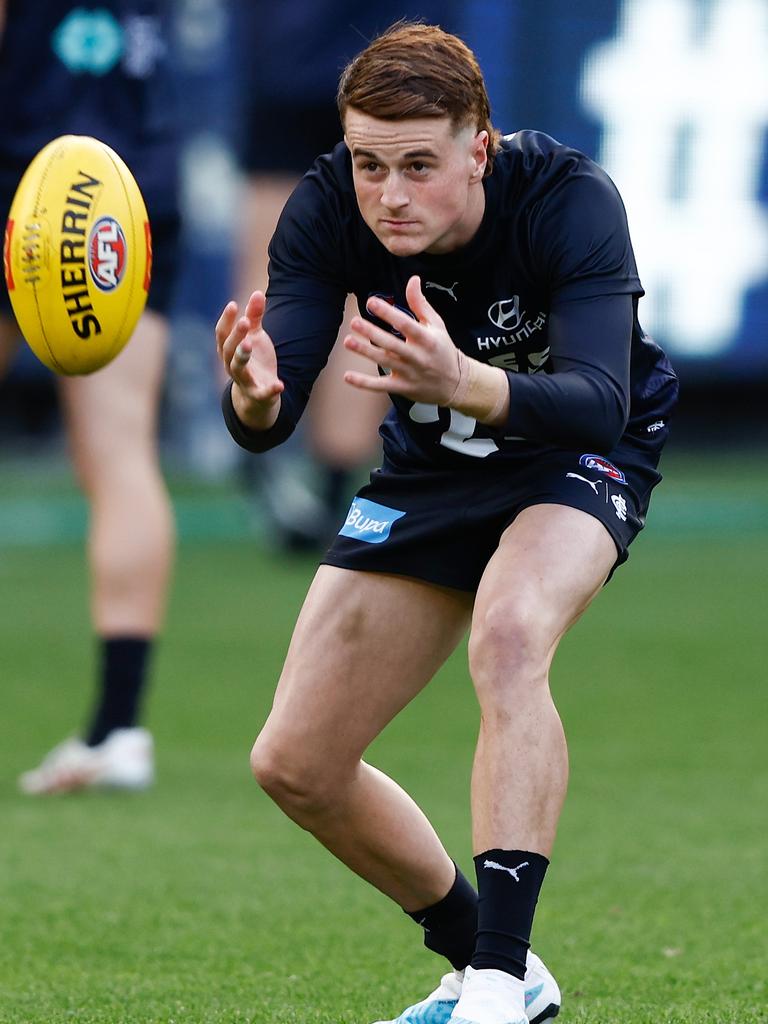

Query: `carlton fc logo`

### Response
(88, 216, 127, 291)
(488, 296, 523, 331)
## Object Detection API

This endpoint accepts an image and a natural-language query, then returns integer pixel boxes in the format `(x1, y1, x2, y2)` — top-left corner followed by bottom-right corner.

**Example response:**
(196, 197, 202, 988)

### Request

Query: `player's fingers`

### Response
(220, 317, 251, 367)
(405, 275, 441, 326)
(231, 337, 252, 369)
(229, 342, 284, 402)
(364, 296, 429, 343)
(343, 369, 400, 393)
(346, 327, 411, 368)
(232, 367, 283, 400)
(231, 358, 286, 401)
(215, 301, 239, 349)
(349, 315, 410, 357)
(344, 330, 406, 371)
(244, 290, 266, 325)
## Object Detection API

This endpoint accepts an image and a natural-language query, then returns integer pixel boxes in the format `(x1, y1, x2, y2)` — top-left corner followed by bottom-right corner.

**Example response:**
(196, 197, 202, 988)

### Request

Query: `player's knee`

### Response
(249, 736, 338, 816)
(249, 736, 291, 796)
(72, 444, 157, 498)
(468, 599, 551, 701)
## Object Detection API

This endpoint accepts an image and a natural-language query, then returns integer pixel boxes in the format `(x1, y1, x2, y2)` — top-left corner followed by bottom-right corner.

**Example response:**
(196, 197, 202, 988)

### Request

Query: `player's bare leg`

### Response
(444, 504, 616, 1024)
(251, 565, 473, 910)
(252, 564, 563, 1024)
(59, 310, 173, 635)
(469, 503, 616, 856)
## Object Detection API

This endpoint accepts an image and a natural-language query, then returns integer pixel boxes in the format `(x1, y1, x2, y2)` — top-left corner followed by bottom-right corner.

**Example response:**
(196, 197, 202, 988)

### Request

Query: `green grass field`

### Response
(0, 452, 766, 1023)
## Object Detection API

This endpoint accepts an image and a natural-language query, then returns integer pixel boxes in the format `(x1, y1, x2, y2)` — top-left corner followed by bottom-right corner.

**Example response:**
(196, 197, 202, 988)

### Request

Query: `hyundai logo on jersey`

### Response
(340, 498, 406, 544)
(578, 454, 627, 483)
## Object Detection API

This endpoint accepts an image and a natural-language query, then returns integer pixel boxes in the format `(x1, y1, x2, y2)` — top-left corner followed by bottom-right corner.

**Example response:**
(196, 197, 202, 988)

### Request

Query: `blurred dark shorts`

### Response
(322, 430, 670, 592)
(1, 174, 180, 319)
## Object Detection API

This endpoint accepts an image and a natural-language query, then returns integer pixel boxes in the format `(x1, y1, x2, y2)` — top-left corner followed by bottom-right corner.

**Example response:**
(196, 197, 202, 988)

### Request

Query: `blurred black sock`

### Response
(85, 637, 151, 746)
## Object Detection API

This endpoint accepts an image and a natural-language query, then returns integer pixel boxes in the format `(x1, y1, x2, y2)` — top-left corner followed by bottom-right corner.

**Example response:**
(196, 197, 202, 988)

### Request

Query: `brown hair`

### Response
(337, 22, 501, 175)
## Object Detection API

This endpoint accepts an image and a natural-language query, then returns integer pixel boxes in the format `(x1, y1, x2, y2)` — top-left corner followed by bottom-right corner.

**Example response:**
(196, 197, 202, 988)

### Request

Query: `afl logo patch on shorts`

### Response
(88, 216, 127, 291)
(339, 497, 406, 544)
(579, 453, 627, 484)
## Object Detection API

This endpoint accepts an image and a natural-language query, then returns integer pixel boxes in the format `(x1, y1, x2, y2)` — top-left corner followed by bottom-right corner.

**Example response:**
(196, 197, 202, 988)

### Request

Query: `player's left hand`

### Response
(343, 275, 461, 405)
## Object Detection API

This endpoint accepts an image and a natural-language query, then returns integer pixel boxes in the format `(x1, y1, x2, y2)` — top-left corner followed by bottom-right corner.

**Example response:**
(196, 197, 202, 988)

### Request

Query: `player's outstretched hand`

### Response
(215, 291, 284, 429)
(343, 275, 461, 405)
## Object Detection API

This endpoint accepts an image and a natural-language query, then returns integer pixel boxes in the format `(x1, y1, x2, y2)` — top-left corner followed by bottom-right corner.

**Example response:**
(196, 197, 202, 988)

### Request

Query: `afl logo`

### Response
(579, 454, 627, 483)
(88, 216, 127, 291)
(488, 296, 522, 331)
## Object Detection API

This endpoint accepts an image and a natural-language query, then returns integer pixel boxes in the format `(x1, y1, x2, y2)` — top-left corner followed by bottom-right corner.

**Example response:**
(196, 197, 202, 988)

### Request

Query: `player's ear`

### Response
(470, 130, 489, 181)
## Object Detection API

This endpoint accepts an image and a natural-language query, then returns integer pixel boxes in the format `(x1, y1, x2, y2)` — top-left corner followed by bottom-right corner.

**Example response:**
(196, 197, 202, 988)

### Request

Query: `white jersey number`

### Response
(409, 403, 498, 458)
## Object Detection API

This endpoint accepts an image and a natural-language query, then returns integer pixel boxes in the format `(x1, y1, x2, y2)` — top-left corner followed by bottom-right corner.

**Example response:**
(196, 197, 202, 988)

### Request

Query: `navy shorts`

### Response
(322, 432, 668, 592)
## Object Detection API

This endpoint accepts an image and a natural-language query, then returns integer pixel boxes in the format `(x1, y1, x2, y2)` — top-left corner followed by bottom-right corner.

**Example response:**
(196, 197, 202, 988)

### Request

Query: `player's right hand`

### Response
(215, 291, 284, 428)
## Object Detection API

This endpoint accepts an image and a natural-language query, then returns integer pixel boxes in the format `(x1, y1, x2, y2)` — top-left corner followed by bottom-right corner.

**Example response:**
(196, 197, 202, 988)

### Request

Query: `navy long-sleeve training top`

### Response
(224, 131, 678, 468)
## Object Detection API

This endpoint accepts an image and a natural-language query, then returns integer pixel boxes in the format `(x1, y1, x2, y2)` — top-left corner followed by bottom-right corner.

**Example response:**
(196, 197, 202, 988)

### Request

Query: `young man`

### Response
(216, 23, 678, 1024)
(1, 0, 179, 794)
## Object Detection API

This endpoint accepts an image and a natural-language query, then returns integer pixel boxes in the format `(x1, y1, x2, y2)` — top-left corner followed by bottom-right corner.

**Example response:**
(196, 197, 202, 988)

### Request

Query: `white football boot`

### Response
(371, 969, 463, 1024)
(370, 950, 560, 1024)
(18, 728, 154, 795)
(522, 952, 561, 1024)
(448, 965, 527, 1024)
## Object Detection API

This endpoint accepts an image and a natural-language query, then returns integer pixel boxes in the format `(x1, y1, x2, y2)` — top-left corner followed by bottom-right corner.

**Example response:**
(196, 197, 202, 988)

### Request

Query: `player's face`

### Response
(344, 109, 488, 257)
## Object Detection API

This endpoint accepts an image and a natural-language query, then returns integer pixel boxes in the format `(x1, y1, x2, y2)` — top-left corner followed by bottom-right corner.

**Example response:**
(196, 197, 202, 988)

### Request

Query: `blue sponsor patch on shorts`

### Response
(339, 497, 406, 544)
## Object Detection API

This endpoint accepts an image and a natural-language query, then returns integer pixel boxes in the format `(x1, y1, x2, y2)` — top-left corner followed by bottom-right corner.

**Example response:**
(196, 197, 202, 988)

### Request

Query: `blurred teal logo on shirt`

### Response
(52, 9, 124, 75)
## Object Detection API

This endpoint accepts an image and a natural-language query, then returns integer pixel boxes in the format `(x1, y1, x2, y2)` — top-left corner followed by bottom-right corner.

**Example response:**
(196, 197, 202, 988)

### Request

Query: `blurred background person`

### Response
(233, 0, 459, 550)
(0, 0, 180, 794)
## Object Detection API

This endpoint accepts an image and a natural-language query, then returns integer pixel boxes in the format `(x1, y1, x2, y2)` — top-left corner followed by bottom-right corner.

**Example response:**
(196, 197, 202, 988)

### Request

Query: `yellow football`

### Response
(2, 135, 152, 375)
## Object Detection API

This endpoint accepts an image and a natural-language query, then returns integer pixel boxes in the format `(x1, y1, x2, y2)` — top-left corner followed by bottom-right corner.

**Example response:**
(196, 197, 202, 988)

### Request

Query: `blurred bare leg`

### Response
(307, 295, 388, 471)
(237, 176, 298, 299)
(14, 310, 172, 790)
(59, 310, 174, 635)
(0, 315, 20, 375)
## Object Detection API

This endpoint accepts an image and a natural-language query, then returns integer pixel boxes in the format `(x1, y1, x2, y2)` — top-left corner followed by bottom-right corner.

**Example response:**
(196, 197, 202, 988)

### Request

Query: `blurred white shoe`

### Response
(18, 727, 154, 794)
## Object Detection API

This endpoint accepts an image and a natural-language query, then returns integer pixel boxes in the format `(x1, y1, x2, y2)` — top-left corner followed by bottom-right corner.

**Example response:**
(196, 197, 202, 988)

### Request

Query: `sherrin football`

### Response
(3, 135, 152, 375)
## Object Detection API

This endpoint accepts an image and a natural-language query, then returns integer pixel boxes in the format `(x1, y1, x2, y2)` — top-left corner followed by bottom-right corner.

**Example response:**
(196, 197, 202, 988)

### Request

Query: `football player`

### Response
(216, 22, 678, 1024)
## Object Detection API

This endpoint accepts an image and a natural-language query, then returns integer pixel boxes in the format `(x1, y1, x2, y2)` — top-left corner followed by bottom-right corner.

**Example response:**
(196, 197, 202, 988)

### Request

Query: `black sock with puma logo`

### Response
(471, 849, 549, 980)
